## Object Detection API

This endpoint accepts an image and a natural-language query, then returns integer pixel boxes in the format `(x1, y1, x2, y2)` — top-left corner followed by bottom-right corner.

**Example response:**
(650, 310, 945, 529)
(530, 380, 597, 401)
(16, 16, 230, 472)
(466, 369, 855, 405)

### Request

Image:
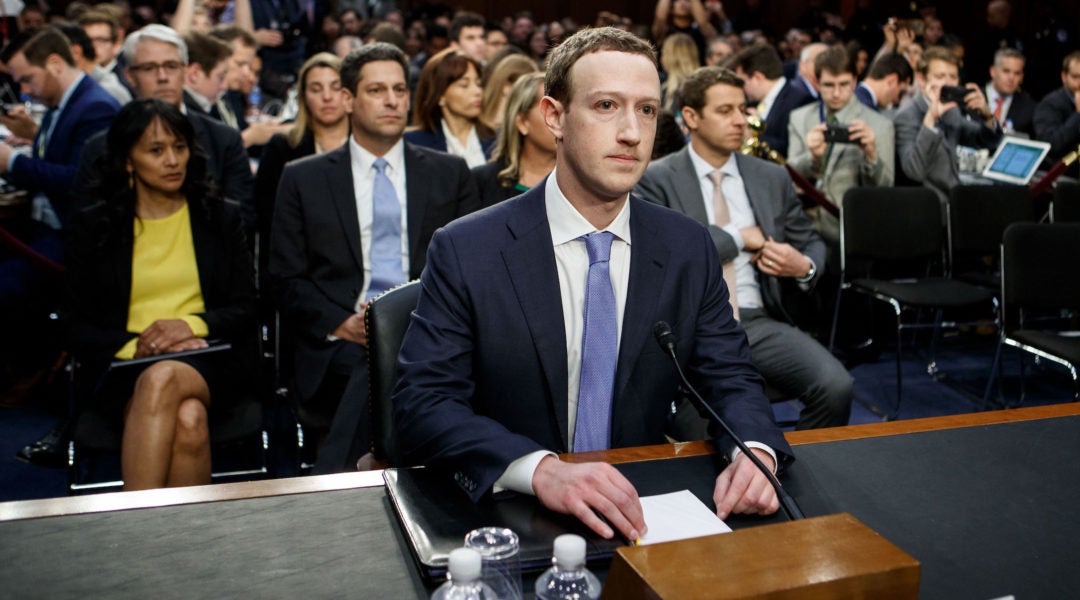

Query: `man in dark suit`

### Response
(73, 25, 254, 230)
(637, 65, 852, 432)
(78, 8, 134, 97)
(181, 32, 231, 121)
(1034, 51, 1080, 168)
(855, 53, 912, 117)
(0, 27, 120, 228)
(726, 43, 814, 158)
(270, 43, 479, 473)
(394, 28, 792, 541)
(984, 48, 1035, 137)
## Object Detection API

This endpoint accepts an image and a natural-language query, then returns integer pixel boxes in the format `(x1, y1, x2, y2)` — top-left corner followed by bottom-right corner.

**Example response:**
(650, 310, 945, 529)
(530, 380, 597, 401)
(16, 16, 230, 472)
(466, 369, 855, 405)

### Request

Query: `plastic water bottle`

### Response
(534, 534, 602, 600)
(247, 84, 263, 122)
(431, 548, 496, 600)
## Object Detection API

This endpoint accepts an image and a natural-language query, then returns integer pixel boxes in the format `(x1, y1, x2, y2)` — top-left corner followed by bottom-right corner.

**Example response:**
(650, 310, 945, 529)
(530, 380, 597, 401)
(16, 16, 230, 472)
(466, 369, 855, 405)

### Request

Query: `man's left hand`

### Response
(848, 119, 878, 163)
(963, 83, 992, 122)
(752, 236, 811, 278)
(713, 448, 779, 519)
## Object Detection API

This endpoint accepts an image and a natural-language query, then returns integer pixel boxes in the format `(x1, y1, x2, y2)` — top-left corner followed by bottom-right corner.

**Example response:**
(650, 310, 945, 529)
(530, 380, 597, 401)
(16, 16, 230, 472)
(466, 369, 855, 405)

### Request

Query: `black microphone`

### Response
(652, 321, 804, 521)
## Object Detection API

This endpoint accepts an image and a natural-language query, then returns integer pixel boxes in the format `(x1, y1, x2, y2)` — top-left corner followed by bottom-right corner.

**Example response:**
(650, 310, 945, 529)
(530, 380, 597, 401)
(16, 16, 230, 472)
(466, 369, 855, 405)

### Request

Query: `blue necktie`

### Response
(366, 157, 404, 300)
(36, 108, 56, 159)
(574, 231, 617, 453)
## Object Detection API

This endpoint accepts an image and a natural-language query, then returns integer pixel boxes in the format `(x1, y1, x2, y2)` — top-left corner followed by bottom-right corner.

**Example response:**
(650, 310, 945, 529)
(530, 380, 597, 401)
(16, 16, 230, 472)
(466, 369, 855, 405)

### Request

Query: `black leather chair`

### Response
(830, 187, 998, 419)
(1051, 181, 1080, 223)
(985, 223, 1080, 406)
(365, 280, 422, 466)
(948, 184, 1034, 289)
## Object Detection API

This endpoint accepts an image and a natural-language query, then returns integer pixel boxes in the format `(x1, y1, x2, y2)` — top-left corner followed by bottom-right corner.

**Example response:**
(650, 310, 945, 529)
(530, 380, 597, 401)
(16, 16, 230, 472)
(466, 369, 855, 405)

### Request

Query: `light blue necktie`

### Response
(574, 231, 617, 452)
(366, 157, 405, 300)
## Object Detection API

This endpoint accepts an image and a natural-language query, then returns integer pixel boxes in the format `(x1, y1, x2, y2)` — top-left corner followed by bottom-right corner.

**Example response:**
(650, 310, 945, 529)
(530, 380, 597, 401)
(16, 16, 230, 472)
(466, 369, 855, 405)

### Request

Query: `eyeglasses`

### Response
(129, 61, 185, 75)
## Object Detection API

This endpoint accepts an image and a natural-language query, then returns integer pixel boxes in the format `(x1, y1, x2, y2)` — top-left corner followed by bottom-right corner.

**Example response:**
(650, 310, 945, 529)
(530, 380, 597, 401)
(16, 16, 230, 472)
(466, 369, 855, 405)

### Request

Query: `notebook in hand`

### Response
(383, 467, 621, 582)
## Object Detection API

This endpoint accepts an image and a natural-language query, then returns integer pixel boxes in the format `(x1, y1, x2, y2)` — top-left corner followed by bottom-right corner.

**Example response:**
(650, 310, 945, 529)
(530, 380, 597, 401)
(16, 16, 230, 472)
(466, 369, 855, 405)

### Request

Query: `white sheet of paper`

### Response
(637, 489, 732, 545)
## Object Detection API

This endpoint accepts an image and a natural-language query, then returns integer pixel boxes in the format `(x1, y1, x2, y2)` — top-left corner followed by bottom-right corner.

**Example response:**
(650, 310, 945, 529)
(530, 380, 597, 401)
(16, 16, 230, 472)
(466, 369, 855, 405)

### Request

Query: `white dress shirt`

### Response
(348, 134, 410, 308)
(758, 76, 787, 120)
(984, 84, 1013, 128)
(441, 118, 487, 168)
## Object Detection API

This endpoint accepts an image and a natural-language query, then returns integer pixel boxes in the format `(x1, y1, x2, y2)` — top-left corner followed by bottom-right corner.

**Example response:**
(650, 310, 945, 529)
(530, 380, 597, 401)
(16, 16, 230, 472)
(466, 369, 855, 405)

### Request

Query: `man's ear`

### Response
(540, 95, 564, 143)
(681, 106, 699, 131)
(341, 88, 354, 114)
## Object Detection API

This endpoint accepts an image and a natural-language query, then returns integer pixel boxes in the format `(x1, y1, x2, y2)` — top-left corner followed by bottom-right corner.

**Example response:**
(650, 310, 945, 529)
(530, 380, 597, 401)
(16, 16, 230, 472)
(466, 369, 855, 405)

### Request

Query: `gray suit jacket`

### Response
(635, 148, 825, 324)
(787, 97, 895, 243)
(894, 92, 1000, 203)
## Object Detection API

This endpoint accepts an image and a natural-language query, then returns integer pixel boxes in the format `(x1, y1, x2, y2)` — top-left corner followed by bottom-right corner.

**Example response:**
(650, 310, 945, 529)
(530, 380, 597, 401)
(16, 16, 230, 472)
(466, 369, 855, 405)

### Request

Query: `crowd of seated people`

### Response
(1, 0, 1077, 492)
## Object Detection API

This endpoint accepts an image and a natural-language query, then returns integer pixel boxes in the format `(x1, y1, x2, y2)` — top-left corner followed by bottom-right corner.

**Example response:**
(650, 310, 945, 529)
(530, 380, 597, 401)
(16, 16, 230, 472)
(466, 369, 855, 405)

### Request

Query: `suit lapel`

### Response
(327, 144, 363, 271)
(615, 198, 668, 402)
(403, 143, 428, 267)
(501, 184, 570, 449)
(670, 148, 710, 225)
(735, 153, 775, 238)
(188, 202, 215, 304)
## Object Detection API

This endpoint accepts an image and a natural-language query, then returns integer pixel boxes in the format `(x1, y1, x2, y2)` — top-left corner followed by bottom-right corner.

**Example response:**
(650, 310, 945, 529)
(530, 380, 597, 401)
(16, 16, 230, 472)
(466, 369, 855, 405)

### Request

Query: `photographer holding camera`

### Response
(895, 46, 1000, 205)
(788, 46, 894, 247)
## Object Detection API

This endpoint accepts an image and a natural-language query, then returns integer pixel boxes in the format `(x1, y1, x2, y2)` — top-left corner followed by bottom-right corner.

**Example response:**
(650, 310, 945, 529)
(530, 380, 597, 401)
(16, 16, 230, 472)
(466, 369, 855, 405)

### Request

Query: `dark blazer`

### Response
(471, 159, 525, 208)
(9, 74, 119, 226)
(635, 149, 826, 323)
(392, 182, 794, 501)
(269, 141, 480, 404)
(761, 79, 815, 158)
(65, 198, 256, 379)
(74, 111, 255, 232)
(254, 130, 316, 268)
(1003, 91, 1036, 137)
(404, 126, 496, 161)
(1034, 87, 1080, 162)
(855, 83, 876, 111)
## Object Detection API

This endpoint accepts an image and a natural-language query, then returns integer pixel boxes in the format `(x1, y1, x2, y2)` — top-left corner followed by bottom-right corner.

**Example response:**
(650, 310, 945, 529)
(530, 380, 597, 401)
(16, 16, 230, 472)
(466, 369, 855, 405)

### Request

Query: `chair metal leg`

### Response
(982, 336, 1004, 410)
(1018, 351, 1027, 407)
(891, 300, 903, 421)
(926, 308, 945, 378)
(828, 280, 845, 352)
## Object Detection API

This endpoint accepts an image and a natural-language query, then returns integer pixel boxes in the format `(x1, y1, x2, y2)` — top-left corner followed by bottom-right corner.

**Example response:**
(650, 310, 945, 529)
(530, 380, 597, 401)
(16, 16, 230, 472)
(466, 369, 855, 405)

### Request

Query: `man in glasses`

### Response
(73, 24, 253, 230)
(0, 27, 120, 229)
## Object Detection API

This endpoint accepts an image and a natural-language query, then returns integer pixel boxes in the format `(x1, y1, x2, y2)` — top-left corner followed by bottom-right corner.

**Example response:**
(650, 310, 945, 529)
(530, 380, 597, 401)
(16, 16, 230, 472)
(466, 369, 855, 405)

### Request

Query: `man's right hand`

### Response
(739, 225, 765, 251)
(0, 105, 37, 141)
(332, 308, 368, 346)
(532, 455, 646, 541)
(806, 123, 828, 159)
(922, 81, 957, 128)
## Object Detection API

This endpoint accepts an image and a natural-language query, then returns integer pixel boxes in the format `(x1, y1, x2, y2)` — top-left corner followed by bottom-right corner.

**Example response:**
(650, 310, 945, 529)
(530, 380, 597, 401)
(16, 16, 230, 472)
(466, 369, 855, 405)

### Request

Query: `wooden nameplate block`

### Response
(602, 513, 919, 599)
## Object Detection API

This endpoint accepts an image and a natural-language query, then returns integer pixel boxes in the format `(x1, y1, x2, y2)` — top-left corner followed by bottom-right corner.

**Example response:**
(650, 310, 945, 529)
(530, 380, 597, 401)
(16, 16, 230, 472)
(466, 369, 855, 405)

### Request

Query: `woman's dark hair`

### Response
(85, 98, 218, 247)
(411, 48, 493, 139)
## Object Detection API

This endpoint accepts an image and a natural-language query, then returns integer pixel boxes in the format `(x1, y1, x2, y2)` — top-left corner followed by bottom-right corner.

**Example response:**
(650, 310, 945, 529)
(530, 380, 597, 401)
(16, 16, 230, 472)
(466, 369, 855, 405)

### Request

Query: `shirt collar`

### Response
(687, 143, 741, 182)
(55, 72, 85, 112)
(349, 133, 405, 174)
(760, 76, 786, 117)
(184, 87, 213, 112)
(545, 168, 632, 247)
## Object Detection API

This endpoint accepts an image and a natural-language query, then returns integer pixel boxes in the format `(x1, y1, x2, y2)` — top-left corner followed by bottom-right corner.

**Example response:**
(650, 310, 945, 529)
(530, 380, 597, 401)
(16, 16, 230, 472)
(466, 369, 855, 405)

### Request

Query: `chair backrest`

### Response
(365, 280, 422, 465)
(1002, 223, 1080, 321)
(949, 184, 1034, 257)
(840, 187, 943, 269)
(1052, 181, 1080, 223)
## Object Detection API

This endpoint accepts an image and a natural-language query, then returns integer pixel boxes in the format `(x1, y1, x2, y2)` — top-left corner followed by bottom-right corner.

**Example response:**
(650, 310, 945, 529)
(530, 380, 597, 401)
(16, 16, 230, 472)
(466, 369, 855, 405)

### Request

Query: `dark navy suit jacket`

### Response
(761, 79, 815, 158)
(403, 126, 495, 160)
(9, 74, 119, 225)
(855, 83, 876, 111)
(392, 181, 793, 501)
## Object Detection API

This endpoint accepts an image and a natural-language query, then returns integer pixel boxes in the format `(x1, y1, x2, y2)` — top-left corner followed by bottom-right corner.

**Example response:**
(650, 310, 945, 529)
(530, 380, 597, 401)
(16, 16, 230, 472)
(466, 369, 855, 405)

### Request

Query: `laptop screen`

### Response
(982, 137, 1051, 185)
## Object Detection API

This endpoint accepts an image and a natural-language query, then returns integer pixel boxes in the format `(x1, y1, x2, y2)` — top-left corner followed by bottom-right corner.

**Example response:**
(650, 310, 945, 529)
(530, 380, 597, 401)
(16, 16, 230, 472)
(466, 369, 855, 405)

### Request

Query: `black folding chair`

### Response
(365, 280, 422, 466)
(830, 187, 998, 419)
(1051, 181, 1080, 223)
(985, 223, 1080, 406)
(948, 184, 1034, 290)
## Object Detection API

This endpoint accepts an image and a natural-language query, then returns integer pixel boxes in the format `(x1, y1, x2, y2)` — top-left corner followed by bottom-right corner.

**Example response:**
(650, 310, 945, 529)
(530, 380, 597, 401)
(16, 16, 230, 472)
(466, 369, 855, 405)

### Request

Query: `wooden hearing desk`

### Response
(2, 403, 1078, 598)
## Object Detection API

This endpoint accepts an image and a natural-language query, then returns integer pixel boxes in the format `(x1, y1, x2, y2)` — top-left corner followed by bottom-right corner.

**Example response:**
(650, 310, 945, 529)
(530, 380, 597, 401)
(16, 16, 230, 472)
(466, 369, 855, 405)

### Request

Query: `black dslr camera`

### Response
(823, 124, 854, 144)
(939, 85, 969, 105)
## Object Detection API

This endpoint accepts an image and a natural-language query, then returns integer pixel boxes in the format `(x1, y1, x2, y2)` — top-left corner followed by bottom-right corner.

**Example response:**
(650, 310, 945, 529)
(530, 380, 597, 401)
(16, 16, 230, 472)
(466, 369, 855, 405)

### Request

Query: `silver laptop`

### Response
(981, 136, 1052, 185)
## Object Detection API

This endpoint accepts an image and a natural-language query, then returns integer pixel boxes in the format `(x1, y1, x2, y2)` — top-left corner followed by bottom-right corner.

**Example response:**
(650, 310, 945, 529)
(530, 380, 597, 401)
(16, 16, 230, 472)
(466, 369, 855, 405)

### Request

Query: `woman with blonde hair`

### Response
(479, 53, 538, 132)
(660, 32, 700, 112)
(254, 52, 348, 270)
(471, 72, 555, 207)
(406, 48, 494, 168)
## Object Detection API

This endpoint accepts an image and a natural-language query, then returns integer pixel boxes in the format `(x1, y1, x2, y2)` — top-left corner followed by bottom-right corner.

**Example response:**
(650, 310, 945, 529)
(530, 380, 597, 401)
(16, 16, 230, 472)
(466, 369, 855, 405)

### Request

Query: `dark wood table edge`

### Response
(4, 403, 1078, 522)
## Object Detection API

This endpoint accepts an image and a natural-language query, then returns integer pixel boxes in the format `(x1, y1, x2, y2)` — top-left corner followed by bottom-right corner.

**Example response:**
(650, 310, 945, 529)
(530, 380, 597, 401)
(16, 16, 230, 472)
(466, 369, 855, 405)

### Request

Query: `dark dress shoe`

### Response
(15, 427, 68, 469)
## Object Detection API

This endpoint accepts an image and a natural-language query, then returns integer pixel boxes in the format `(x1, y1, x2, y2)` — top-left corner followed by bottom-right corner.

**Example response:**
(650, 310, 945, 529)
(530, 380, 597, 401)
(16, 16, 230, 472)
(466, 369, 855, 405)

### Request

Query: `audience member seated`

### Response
(66, 98, 254, 491)
(269, 43, 480, 474)
(181, 31, 232, 119)
(57, 23, 132, 105)
(788, 46, 894, 247)
(74, 24, 254, 231)
(895, 46, 1001, 205)
(726, 43, 814, 158)
(209, 25, 291, 149)
(984, 48, 1035, 137)
(660, 32, 700, 112)
(448, 12, 487, 65)
(855, 53, 912, 116)
(249, 0, 308, 101)
(636, 65, 853, 431)
(652, 0, 715, 61)
(791, 42, 828, 101)
(704, 35, 733, 66)
(472, 72, 554, 207)
(1034, 51, 1080, 169)
(254, 52, 348, 275)
(406, 48, 494, 168)
(479, 53, 538, 132)
(0, 27, 121, 229)
(78, 8, 133, 94)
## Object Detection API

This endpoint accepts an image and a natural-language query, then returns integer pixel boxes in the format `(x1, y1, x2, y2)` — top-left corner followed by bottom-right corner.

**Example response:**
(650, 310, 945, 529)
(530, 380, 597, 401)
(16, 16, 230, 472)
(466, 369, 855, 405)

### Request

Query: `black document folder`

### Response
(383, 467, 621, 582)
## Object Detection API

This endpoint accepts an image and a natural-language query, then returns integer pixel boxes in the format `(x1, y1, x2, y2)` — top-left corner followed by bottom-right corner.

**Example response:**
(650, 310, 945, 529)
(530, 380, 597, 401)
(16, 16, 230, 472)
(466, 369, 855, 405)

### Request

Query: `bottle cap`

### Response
(552, 534, 586, 569)
(447, 547, 482, 582)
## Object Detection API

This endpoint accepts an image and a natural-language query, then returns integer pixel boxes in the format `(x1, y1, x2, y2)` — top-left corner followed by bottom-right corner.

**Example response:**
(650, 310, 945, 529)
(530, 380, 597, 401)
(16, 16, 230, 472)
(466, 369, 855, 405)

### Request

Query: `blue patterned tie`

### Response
(366, 157, 405, 300)
(574, 232, 617, 452)
(36, 108, 56, 159)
